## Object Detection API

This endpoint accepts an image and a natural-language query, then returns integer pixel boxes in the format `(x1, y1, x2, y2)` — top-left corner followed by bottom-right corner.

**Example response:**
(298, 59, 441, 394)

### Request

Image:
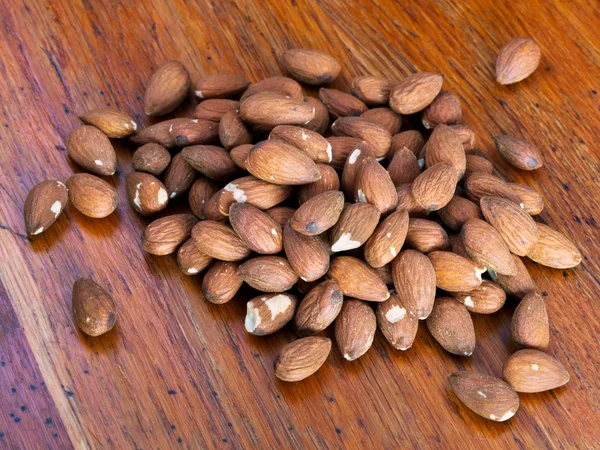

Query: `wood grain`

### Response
(1, 0, 599, 448)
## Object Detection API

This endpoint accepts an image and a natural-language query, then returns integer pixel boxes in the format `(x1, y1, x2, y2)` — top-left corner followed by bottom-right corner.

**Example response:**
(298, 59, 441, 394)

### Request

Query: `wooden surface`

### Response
(0, 0, 599, 448)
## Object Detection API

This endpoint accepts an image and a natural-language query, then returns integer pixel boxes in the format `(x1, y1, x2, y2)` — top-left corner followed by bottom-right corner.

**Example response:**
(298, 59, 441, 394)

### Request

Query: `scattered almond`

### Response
(291, 190, 345, 236)
(191, 220, 251, 261)
(238, 256, 298, 292)
(80, 107, 137, 138)
(426, 297, 476, 356)
(176, 239, 214, 276)
(428, 251, 483, 292)
(411, 163, 457, 211)
(294, 279, 343, 336)
(72, 278, 117, 336)
(334, 299, 377, 361)
(142, 214, 198, 255)
(392, 250, 436, 320)
(202, 261, 243, 304)
(422, 91, 462, 129)
(376, 292, 418, 350)
(364, 209, 409, 268)
(503, 349, 569, 393)
(489, 254, 538, 299)
(229, 203, 282, 254)
(275, 337, 332, 382)
(182, 145, 238, 182)
(389, 72, 443, 114)
(494, 135, 543, 170)
(66, 173, 118, 219)
(327, 256, 390, 302)
(283, 223, 330, 283)
(164, 152, 196, 199)
(405, 218, 450, 253)
(496, 37, 541, 85)
(280, 49, 341, 85)
(193, 98, 240, 122)
(452, 280, 506, 314)
(329, 202, 381, 253)
(245, 293, 298, 335)
(460, 218, 516, 275)
(131, 143, 171, 176)
(24, 180, 68, 237)
(270, 125, 332, 163)
(66, 125, 117, 176)
(512, 293, 549, 350)
(144, 60, 190, 116)
(195, 73, 250, 99)
(527, 223, 582, 269)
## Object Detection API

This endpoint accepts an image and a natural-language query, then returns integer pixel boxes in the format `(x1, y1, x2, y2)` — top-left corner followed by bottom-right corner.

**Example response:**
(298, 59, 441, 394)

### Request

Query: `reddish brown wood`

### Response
(0, 0, 599, 448)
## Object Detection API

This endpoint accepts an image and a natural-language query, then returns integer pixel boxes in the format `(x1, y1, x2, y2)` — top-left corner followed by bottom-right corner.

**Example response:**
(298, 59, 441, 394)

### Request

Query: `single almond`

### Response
(195, 73, 250, 99)
(360, 107, 402, 134)
(229, 144, 253, 171)
(463, 154, 494, 180)
(526, 223, 581, 269)
(275, 337, 332, 382)
(389, 72, 443, 114)
(426, 297, 476, 356)
(142, 214, 198, 255)
(405, 218, 450, 253)
(452, 280, 506, 314)
(489, 254, 538, 299)
(303, 96, 330, 135)
(319, 88, 368, 119)
(364, 209, 409, 268)
(438, 195, 483, 231)
(219, 111, 252, 150)
(238, 256, 298, 292)
(80, 107, 137, 138)
(326, 137, 366, 170)
(177, 239, 214, 276)
(181, 145, 238, 182)
(351, 76, 391, 106)
(66, 174, 117, 219)
(229, 203, 283, 254)
(202, 261, 243, 304)
(494, 135, 543, 170)
(163, 152, 196, 199)
(327, 256, 390, 302)
(239, 91, 315, 131)
(425, 124, 466, 179)
(340, 142, 374, 199)
(496, 37, 541, 85)
(269, 125, 332, 163)
(280, 49, 341, 85)
(395, 184, 430, 218)
(509, 183, 544, 215)
(428, 251, 483, 292)
(191, 220, 251, 261)
(392, 250, 436, 320)
(376, 293, 419, 350)
(387, 148, 421, 187)
(218, 176, 294, 214)
(129, 118, 187, 148)
(354, 157, 398, 214)
(132, 143, 171, 176)
(125, 172, 169, 216)
(331, 117, 391, 158)
(245, 293, 298, 335)
(265, 206, 296, 228)
(329, 202, 381, 253)
(294, 279, 343, 336)
(144, 60, 190, 116)
(283, 222, 330, 283)
(460, 218, 516, 275)
(298, 164, 340, 204)
(464, 172, 521, 204)
(390, 130, 425, 157)
(334, 299, 377, 361)
(240, 76, 303, 102)
(72, 278, 116, 336)
(66, 125, 117, 176)
(503, 349, 569, 393)
(421, 91, 462, 129)
(512, 293, 549, 350)
(411, 163, 457, 211)
(449, 124, 476, 151)
(170, 118, 219, 147)
(291, 191, 345, 236)
(24, 180, 68, 237)
(193, 98, 240, 122)
(189, 177, 219, 219)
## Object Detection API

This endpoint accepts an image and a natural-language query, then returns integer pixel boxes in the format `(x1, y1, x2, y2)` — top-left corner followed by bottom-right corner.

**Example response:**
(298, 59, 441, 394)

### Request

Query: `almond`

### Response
(163, 152, 196, 199)
(130, 118, 187, 148)
(269, 125, 332, 163)
(265, 206, 296, 228)
(449, 124, 476, 151)
(374, 264, 394, 286)
(480, 196, 540, 256)
(389, 72, 443, 114)
(390, 130, 425, 157)
(329, 202, 381, 253)
(376, 293, 419, 350)
(438, 195, 483, 231)
(246, 140, 320, 185)
(426, 297, 475, 356)
(142, 214, 198, 255)
(452, 280, 506, 314)
(354, 156, 398, 214)
(218, 176, 294, 214)
(66, 125, 117, 176)
(219, 112, 252, 150)
(334, 299, 377, 361)
(170, 118, 220, 147)
(428, 251, 483, 292)
(494, 134, 543, 170)
(191, 220, 251, 261)
(387, 148, 421, 187)
(291, 191, 345, 235)
(275, 337, 332, 382)
(66, 174, 117, 218)
(280, 49, 341, 85)
(298, 164, 340, 204)
(24, 180, 68, 237)
(509, 183, 544, 215)
(421, 91, 462, 129)
(239, 92, 315, 131)
(132, 143, 171, 176)
(448, 372, 519, 422)
(449, 233, 487, 273)
(360, 107, 402, 134)
(72, 278, 116, 337)
(202, 261, 243, 304)
(189, 177, 219, 219)
(294, 279, 343, 336)
(238, 256, 298, 292)
(245, 293, 298, 335)
(405, 218, 450, 253)
(496, 37, 541, 85)
(195, 73, 250, 99)
(340, 142, 373, 199)
(460, 218, 516, 275)
(176, 239, 214, 276)
(464, 172, 521, 204)
(80, 107, 137, 138)
(512, 293, 549, 350)
(125, 172, 169, 216)
(463, 154, 494, 180)
(490, 254, 538, 299)
(319, 88, 368, 119)
(229, 203, 282, 254)
(351, 76, 391, 106)
(181, 145, 238, 182)
(392, 250, 436, 320)
(425, 124, 466, 179)
(326, 137, 365, 170)
(526, 223, 581, 269)
(201, 189, 228, 222)
(331, 117, 391, 159)
(364, 209, 409, 268)
(144, 60, 190, 116)
(327, 256, 390, 302)
(229, 144, 253, 171)
(303, 96, 330, 135)
(240, 76, 303, 102)
(283, 222, 330, 282)
(193, 98, 240, 122)
(411, 163, 457, 211)
(503, 349, 569, 393)
(395, 184, 430, 218)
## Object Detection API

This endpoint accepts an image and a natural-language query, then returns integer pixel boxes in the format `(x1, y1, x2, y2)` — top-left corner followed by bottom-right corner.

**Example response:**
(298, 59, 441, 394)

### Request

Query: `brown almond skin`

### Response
(425, 124, 466, 179)
(191, 221, 251, 261)
(426, 297, 476, 356)
(452, 280, 506, 314)
(144, 60, 190, 116)
(463, 154, 494, 180)
(238, 256, 298, 292)
(391, 130, 425, 157)
(360, 107, 402, 135)
(125, 172, 169, 216)
(72, 278, 116, 337)
(319, 88, 368, 119)
(335, 299, 377, 361)
(239, 92, 315, 131)
(142, 214, 198, 255)
(491, 254, 538, 299)
(389, 72, 443, 114)
(327, 137, 366, 170)
(494, 135, 543, 170)
(230, 144, 253, 171)
(80, 107, 137, 138)
(396, 184, 430, 218)
(374, 264, 394, 286)
(351, 76, 391, 106)
(24, 180, 68, 237)
(66, 125, 117, 176)
(438, 195, 483, 231)
(129, 118, 187, 148)
(355, 157, 398, 214)
(66, 174, 117, 219)
(195, 73, 250, 99)
(496, 37, 541, 85)
(283, 223, 330, 283)
(392, 250, 436, 320)
(219, 112, 252, 150)
(280, 49, 341, 85)
(480, 196, 540, 256)
(512, 293, 549, 350)
(291, 191, 345, 236)
(202, 261, 243, 304)
(169, 119, 219, 147)
(270, 125, 332, 164)
(461, 218, 516, 276)
(329, 202, 381, 253)
(298, 164, 340, 204)
(387, 148, 421, 187)
(176, 239, 214, 276)
(275, 337, 332, 382)
(245, 293, 298, 335)
(327, 256, 390, 302)
(246, 140, 320, 185)
(405, 218, 450, 253)
(411, 163, 457, 211)
(265, 206, 296, 228)
(509, 183, 544, 215)
(526, 223, 581, 269)
(464, 172, 521, 204)
(341, 142, 374, 199)
(188, 177, 219, 219)
(449, 372, 519, 422)
(181, 145, 238, 182)
(331, 117, 391, 159)
(294, 279, 343, 336)
(364, 209, 409, 268)
(240, 76, 303, 102)
(229, 203, 282, 254)
(132, 143, 171, 176)
(503, 349, 569, 393)
(206, 192, 229, 223)
(218, 176, 294, 215)
(164, 152, 196, 199)
(193, 99, 240, 122)
(421, 91, 462, 129)
(428, 251, 483, 292)
(303, 96, 330, 135)
(376, 293, 419, 350)
(449, 124, 476, 151)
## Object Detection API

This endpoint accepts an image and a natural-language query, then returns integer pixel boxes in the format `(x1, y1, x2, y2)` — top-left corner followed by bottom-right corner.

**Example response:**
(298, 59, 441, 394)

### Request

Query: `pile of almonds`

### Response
(24, 38, 580, 422)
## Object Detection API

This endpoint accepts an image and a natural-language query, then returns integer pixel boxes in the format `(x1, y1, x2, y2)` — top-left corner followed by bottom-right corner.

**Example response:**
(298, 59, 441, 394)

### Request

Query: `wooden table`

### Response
(1, 0, 599, 448)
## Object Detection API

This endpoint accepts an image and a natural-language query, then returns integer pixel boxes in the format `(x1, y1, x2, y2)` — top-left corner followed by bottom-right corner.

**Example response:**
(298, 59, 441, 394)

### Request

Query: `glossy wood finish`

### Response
(0, 0, 599, 448)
